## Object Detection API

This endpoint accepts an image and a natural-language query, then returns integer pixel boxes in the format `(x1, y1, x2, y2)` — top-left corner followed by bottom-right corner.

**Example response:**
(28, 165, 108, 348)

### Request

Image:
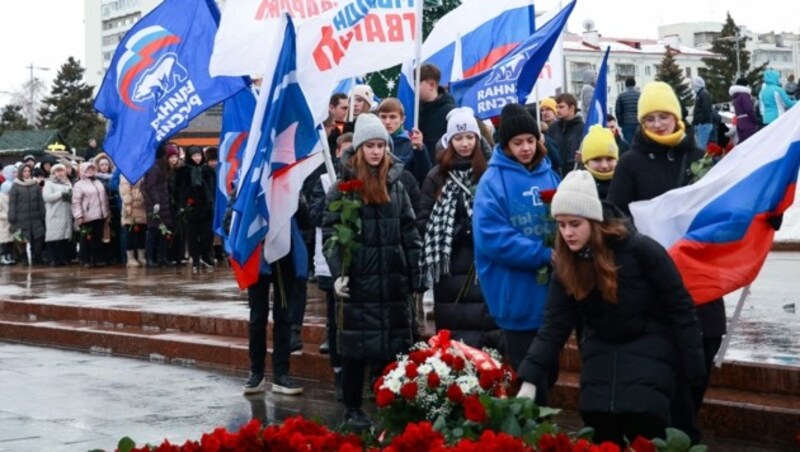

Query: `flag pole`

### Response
(319, 129, 337, 185)
(412, 0, 423, 130)
(714, 284, 751, 368)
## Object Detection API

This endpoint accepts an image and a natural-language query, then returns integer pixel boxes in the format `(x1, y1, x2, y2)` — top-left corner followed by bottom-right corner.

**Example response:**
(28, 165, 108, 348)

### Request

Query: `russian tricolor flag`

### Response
(631, 104, 800, 304)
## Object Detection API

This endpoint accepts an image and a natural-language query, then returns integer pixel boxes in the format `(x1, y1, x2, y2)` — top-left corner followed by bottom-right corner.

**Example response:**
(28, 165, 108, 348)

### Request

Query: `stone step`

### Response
(549, 370, 800, 447)
(0, 315, 334, 383)
(1, 314, 798, 446)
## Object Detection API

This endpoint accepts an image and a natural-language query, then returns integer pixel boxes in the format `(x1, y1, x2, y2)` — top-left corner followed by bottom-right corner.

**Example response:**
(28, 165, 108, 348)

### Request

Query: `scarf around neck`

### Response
(420, 168, 473, 286)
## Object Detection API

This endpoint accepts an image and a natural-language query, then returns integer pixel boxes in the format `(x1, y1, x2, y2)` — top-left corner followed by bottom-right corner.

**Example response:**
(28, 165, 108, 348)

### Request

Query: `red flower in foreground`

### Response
(539, 189, 557, 204)
(627, 436, 656, 452)
(338, 179, 365, 193)
(405, 362, 419, 379)
(187, 197, 195, 206)
(384, 422, 445, 452)
(409, 349, 432, 364)
(463, 394, 487, 423)
(400, 381, 418, 400)
(376, 388, 395, 407)
(538, 432, 573, 452)
(446, 383, 464, 404)
(427, 372, 441, 388)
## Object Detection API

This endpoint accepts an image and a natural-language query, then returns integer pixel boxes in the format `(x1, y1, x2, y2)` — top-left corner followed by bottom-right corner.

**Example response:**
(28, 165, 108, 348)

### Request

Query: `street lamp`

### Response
(25, 63, 50, 124)
(718, 33, 743, 79)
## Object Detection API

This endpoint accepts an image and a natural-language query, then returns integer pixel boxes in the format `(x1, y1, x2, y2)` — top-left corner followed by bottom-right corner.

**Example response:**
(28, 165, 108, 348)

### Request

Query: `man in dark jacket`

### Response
(84, 138, 102, 161)
(418, 63, 456, 163)
(545, 93, 584, 176)
(615, 77, 640, 144)
(691, 76, 713, 149)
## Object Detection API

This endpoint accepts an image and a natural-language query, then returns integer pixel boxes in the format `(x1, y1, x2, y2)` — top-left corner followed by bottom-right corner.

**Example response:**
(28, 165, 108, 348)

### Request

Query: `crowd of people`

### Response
(0, 142, 223, 272)
(4, 63, 794, 446)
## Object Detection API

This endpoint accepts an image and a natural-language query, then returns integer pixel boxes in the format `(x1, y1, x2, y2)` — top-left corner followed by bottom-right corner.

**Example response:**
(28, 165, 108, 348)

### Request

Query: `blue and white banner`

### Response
(450, 0, 575, 119)
(94, 0, 247, 183)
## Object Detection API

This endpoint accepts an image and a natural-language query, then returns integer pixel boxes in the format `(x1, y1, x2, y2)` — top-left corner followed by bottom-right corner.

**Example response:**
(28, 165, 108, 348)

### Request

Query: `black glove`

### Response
(61, 191, 72, 201)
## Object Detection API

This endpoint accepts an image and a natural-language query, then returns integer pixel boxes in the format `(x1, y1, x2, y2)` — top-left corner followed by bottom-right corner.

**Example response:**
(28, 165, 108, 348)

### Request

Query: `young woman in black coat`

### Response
(175, 146, 216, 272)
(416, 107, 501, 349)
(516, 170, 706, 446)
(606, 81, 726, 443)
(323, 113, 422, 432)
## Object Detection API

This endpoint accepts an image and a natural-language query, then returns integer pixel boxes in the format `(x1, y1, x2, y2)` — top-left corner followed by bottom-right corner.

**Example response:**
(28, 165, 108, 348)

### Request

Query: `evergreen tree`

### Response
(699, 13, 767, 103)
(655, 48, 694, 111)
(37, 57, 105, 152)
(0, 104, 32, 134)
(367, 0, 462, 99)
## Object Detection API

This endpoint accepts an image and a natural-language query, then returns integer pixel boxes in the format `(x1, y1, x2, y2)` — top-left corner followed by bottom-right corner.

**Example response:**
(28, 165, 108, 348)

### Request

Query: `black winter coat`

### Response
(8, 179, 45, 240)
(416, 157, 501, 349)
(141, 163, 174, 229)
(175, 162, 216, 221)
(518, 230, 706, 424)
(322, 149, 422, 361)
(546, 116, 585, 175)
(419, 87, 456, 163)
(606, 129, 726, 337)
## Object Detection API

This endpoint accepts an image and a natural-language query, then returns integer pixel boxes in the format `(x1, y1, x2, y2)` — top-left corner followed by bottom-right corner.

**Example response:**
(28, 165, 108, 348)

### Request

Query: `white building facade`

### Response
(560, 30, 714, 115)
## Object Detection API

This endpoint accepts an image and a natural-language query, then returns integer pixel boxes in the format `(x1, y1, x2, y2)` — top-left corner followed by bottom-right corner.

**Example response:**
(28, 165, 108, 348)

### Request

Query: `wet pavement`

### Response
(0, 342, 344, 452)
(0, 252, 798, 368)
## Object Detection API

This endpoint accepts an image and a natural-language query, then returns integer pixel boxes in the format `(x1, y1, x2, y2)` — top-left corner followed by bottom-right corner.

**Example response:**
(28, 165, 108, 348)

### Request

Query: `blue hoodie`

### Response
(473, 147, 560, 331)
(759, 69, 797, 125)
(391, 129, 431, 184)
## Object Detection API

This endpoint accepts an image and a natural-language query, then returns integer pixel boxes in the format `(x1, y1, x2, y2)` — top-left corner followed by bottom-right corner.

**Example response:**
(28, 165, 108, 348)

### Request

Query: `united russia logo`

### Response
(115, 25, 184, 110)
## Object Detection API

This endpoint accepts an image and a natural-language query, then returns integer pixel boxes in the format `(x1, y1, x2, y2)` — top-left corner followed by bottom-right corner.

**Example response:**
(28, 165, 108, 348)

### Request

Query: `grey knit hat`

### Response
(352, 113, 390, 151)
(551, 170, 603, 222)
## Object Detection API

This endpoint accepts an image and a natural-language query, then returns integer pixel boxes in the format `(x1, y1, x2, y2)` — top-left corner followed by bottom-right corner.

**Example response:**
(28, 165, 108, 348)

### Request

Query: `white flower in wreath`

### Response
(430, 357, 452, 378)
(417, 363, 433, 377)
(455, 375, 479, 395)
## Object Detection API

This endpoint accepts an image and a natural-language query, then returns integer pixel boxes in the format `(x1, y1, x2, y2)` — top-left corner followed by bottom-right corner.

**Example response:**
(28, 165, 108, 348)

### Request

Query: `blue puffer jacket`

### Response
(759, 70, 797, 125)
(473, 147, 560, 331)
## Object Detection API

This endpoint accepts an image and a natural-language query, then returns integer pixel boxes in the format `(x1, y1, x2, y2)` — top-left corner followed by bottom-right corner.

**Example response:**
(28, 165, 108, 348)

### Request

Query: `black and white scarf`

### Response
(421, 169, 473, 287)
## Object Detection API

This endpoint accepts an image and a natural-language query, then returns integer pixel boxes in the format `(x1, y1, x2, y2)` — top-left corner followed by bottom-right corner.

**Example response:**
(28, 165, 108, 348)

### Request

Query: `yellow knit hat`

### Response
(540, 97, 557, 113)
(637, 81, 682, 123)
(581, 125, 619, 164)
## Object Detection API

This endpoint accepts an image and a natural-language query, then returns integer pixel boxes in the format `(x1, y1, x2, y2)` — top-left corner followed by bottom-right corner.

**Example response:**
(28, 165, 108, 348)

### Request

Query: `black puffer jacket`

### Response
(416, 154, 501, 349)
(546, 115, 585, 174)
(141, 162, 174, 229)
(607, 129, 701, 217)
(606, 128, 726, 337)
(323, 147, 422, 361)
(175, 159, 216, 221)
(518, 226, 706, 424)
(8, 178, 45, 240)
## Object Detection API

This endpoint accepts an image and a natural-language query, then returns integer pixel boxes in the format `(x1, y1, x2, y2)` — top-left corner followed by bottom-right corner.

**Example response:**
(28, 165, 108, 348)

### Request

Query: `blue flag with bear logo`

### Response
(450, 1, 575, 120)
(93, 0, 247, 183)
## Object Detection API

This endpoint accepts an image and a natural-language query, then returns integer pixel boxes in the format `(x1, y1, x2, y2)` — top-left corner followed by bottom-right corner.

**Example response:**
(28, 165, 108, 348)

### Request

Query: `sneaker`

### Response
(290, 327, 303, 354)
(343, 407, 372, 432)
(319, 337, 330, 355)
(192, 265, 200, 274)
(199, 258, 214, 269)
(272, 374, 303, 395)
(243, 373, 267, 394)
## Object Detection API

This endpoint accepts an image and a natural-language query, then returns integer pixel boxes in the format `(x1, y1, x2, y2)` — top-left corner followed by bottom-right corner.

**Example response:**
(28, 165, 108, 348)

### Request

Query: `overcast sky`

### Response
(0, 0, 796, 107)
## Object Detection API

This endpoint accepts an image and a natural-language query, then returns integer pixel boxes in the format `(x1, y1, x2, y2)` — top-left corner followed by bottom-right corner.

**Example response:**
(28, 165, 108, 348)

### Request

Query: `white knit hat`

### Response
(348, 84, 375, 122)
(352, 113, 390, 151)
(441, 107, 480, 148)
(551, 170, 603, 222)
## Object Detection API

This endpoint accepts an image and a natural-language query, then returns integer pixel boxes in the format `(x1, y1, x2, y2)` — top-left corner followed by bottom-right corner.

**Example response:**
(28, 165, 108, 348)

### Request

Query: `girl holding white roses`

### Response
(323, 113, 423, 432)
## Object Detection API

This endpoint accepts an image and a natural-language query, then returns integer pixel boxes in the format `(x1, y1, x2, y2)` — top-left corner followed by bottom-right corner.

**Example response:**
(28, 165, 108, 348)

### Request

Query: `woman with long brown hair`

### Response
(516, 170, 705, 445)
(323, 113, 422, 432)
(416, 107, 500, 349)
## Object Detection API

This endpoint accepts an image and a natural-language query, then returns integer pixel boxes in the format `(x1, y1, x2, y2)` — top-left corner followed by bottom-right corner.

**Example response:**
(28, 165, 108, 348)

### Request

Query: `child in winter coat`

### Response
(517, 171, 705, 446)
(120, 175, 148, 267)
(580, 125, 619, 200)
(416, 107, 501, 349)
(323, 113, 423, 432)
(472, 103, 560, 392)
